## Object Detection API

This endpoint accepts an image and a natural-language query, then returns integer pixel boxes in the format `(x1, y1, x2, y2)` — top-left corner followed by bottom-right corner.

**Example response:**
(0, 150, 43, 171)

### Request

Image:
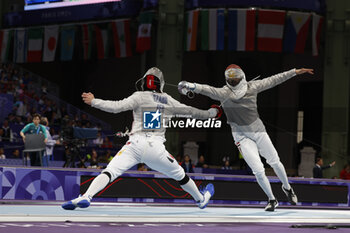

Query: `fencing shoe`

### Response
(62, 194, 92, 210)
(197, 183, 215, 209)
(265, 199, 278, 211)
(282, 185, 298, 205)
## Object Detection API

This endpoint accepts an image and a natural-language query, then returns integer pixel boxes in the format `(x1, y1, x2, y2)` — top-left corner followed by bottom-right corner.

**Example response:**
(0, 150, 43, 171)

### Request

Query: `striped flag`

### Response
(200, 9, 225, 51)
(283, 11, 311, 53)
(43, 25, 58, 62)
(60, 26, 76, 61)
(184, 9, 199, 51)
(228, 8, 256, 51)
(257, 9, 286, 52)
(0, 30, 13, 62)
(312, 13, 323, 56)
(27, 28, 43, 62)
(111, 19, 132, 58)
(136, 11, 153, 53)
(81, 24, 92, 60)
(13, 28, 27, 63)
(94, 23, 110, 59)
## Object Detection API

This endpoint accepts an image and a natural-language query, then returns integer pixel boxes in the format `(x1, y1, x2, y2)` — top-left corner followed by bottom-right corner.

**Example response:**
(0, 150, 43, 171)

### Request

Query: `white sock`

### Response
(271, 162, 291, 190)
(83, 173, 110, 198)
(255, 172, 275, 200)
(180, 178, 204, 202)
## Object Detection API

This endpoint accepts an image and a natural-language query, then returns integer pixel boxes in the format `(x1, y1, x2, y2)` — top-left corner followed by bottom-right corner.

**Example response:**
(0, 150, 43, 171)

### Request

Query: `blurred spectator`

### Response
(12, 149, 20, 159)
(49, 127, 59, 140)
(339, 164, 350, 180)
(101, 137, 113, 148)
(137, 163, 148, 171)
(175, 154, 182, 163)
(93, 131, 104, 147)
(0, 148, 5, 159)
(181, 154, 194, 173)
(80, 113, 90, 127)
(87, 149, 100, 168)
(221, 160, 232, 170)
(196, 155, 208, 168)
(313, 157, 336, 178)
(40, 117, 60, 166)
(0, 128, 4, 141)
(20, 113, 47, 166)
(98, 150, 113, 163)
(1, 119, 13, 142)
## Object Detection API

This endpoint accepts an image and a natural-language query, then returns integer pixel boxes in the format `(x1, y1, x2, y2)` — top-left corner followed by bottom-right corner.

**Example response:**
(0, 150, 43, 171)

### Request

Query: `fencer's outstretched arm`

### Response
(250, 68, 314, 93)
(82, 92, 140, 114)
(167, 94, 219, 119)
(178, 82, 231, 101)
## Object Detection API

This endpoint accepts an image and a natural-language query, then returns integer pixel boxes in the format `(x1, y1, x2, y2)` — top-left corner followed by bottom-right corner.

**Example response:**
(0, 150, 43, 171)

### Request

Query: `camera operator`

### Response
(60, 116, 86, 168)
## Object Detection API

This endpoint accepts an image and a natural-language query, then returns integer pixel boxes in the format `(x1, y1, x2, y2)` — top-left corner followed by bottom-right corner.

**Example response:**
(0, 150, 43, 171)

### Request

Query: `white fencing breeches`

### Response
(103, 134, 185, 182)
(234, 131, 291, 199)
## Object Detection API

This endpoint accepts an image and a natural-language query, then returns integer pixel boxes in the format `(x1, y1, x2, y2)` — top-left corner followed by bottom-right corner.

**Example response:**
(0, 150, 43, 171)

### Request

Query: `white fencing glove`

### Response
(178, 81, 196, 95)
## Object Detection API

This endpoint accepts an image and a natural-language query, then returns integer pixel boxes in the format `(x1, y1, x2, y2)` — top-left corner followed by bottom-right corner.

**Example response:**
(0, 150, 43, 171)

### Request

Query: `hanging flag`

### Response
(228, 9, 256, 51)
(283, 11, 311, 53)
(94, 23, 110, 59)
(184, 9, 199, 51)
(200, 9, 225, 51)
(257, 9, 286, 52)
(27, 28, 43, 62)
(81, 24, 93, 60)
(312, 13, 323, 56)
(60, 26, 76, 61)
(0, 30, 13, 62)
(13, 28, 27, 63)
(111, 19, 132, 58)
(136, 11, 153, 53)
(43, 25, 58, 62)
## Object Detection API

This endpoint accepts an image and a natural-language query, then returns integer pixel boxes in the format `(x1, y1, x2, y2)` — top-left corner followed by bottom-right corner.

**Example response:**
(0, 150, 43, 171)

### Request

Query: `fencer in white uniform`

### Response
(178, 64, 313, 211)
(62, 67, 218, 210)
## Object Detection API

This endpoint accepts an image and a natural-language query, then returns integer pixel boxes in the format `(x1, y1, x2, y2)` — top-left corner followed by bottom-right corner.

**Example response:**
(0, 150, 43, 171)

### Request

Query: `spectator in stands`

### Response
(181, 154, 194, 173)
(20, 113, 48, 166)
(176, 155, 182, 163)
(0, 128, 4, 141)
(339, 164, 350, 180)
(137, 163, 148, 171)
(101, 136, 113, 148)
(98, 150, 113, 163)
(0, 148, 5, 159)
(313, 157, 336, 178)
(196, 155, 208, 168)
(80, 113, 90, 128)
(93, 132, 104, 147)
(40, 117, 60, 166)
(1, 119, 13, 142)
(12, 149, 20, 159)
(87, 149, 100, 169)
(221, 160, 232, 170)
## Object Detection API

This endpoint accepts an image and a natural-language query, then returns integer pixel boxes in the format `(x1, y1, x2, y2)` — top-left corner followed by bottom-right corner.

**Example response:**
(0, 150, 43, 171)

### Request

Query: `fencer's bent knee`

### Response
(178, 174, 190, 185)
(102, 171, 112, 182)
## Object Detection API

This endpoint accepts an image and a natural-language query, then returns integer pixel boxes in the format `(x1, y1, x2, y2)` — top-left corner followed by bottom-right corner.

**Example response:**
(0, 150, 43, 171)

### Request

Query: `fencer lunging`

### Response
(62, 67, 218, 210)
(178, 64, 313, 211)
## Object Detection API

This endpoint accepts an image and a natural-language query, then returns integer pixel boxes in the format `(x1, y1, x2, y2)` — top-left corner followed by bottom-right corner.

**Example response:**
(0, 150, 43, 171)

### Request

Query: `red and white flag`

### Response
(111, 19, 132, 58)
(43, 25, 58, 62)
(312, 13, 323, 56)
(257, 9, 286, 52)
